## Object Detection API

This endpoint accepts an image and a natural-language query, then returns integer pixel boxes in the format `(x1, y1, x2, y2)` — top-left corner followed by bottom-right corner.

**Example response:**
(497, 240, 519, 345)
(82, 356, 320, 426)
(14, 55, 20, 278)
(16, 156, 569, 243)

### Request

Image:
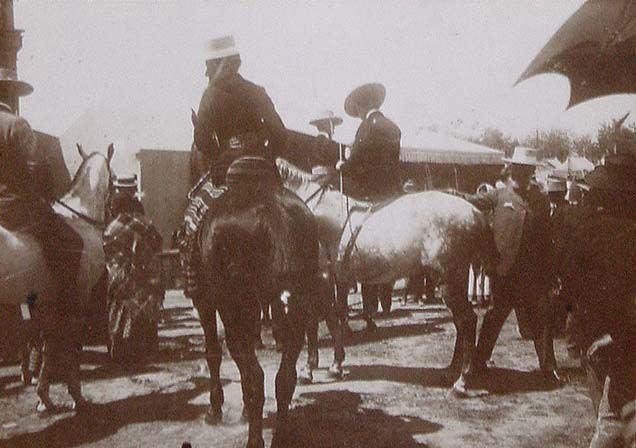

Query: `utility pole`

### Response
(0, 0, 24, 113)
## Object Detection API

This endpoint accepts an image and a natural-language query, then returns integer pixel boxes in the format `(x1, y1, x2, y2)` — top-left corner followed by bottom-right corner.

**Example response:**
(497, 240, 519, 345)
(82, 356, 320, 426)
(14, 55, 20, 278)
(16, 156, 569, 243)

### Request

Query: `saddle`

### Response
(338, 193, 403, 269)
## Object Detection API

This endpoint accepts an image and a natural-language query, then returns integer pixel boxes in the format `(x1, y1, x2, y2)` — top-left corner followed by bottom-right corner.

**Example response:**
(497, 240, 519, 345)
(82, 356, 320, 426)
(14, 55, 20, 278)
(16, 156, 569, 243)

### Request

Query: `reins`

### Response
(55, 199, 106, 228)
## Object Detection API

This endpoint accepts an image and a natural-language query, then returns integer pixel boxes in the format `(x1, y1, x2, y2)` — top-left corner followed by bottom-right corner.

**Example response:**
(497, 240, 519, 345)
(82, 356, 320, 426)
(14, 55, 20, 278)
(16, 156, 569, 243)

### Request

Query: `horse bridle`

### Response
(54, 153, 114, 229)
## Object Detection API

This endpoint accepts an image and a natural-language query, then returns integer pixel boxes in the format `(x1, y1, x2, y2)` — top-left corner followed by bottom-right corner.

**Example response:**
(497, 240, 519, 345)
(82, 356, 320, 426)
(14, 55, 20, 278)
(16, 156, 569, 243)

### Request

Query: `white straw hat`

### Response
(204, 35, 239, 61)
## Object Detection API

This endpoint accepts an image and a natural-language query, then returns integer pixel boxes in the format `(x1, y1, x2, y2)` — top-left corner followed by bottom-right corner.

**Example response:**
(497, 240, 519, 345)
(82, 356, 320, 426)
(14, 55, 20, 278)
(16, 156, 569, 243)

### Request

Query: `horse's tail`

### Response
(471, 209, 499, 274)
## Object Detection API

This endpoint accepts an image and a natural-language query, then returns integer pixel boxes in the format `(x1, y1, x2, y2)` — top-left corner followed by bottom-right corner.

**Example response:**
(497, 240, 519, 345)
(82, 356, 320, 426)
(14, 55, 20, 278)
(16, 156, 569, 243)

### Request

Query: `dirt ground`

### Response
(0, 290, 595, 448)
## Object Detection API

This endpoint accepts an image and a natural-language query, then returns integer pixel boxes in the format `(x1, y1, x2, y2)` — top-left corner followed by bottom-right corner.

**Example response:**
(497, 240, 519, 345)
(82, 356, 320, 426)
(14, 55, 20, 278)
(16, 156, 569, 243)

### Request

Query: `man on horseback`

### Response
(461, 147, 559, 383)
(335, 83, 401, 328)
(181, 34, 288, 301)
(0, 67, 87, 412)
(335, 82, 401, 202)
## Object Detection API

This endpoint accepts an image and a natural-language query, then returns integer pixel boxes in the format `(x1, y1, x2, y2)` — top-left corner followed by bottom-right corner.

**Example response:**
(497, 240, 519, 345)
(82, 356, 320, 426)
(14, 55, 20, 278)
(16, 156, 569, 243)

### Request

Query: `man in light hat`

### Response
(309, 110, 343, 167)
(194, 34, 287, 185)
(183, 34, 288, 298)
(336, 82, 401, 202)
(111, 174, 145, 215)
(0, 67, 87, 411)
(461, 146, 559, 384)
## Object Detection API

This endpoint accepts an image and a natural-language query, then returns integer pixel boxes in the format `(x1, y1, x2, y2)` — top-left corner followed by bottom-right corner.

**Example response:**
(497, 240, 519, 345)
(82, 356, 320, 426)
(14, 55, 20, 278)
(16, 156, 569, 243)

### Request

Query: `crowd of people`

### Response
(0, 31, 634, 447)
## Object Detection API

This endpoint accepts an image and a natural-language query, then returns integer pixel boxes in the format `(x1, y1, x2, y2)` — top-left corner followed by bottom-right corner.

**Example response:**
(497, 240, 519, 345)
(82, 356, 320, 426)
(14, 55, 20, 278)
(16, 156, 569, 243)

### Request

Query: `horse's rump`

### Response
(339, 191, 495, 282)
(199, 188, 319, 292)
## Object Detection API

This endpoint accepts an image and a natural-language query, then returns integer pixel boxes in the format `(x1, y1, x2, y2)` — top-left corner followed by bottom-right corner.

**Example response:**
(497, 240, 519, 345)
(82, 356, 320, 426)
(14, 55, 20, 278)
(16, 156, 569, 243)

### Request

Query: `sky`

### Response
(13, 0, 636, 168)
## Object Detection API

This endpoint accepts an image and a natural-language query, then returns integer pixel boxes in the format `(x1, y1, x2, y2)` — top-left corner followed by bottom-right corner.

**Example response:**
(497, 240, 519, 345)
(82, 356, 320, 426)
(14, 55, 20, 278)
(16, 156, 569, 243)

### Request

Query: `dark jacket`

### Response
(340, 110, 401, 201)
(465, 180, 553, 282)
(0, 102, 49, 226)
(194, 73, 287, 184)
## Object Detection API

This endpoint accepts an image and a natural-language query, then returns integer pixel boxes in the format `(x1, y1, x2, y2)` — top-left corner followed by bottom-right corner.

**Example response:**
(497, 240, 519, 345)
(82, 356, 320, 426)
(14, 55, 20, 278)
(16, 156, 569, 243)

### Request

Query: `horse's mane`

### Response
(275, 158, 317, 190)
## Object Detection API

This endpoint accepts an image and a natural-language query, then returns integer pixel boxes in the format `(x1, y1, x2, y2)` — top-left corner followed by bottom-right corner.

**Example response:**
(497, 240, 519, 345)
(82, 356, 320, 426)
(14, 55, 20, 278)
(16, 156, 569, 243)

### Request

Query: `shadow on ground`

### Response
(345, 364, 576, 395)
(265, 390, 441, 447)
(3, 377, 218, 448)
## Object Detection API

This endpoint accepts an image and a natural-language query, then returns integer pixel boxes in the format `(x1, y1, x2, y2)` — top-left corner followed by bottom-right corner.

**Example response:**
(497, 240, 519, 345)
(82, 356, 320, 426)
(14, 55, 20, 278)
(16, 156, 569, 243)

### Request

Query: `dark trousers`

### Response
(474, 272, 555, 372)
(30, 211, 84, 396)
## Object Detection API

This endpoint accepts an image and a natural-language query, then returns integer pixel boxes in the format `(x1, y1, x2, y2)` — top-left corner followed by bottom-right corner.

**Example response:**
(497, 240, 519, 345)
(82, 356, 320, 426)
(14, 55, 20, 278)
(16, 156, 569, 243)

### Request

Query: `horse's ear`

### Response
(77, 143, 88, 160)
(107, 143, 115, 163)
(191, 108, 198, 128)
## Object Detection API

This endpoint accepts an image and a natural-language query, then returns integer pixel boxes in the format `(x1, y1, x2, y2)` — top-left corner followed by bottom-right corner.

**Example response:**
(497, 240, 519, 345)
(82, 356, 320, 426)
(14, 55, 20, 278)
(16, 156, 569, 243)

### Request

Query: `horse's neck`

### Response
(61, 165, 108, 221)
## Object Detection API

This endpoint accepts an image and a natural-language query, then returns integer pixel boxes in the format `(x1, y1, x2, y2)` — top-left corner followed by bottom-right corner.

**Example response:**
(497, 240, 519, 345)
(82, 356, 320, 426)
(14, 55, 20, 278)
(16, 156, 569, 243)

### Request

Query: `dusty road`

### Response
(1, 290, 595, 448)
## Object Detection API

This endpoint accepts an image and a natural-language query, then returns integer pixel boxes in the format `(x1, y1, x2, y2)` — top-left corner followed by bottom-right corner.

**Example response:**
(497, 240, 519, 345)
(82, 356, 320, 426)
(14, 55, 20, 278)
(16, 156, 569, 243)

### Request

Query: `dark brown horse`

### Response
(194, 161, 320, 448)
(552, 205, 636, 416)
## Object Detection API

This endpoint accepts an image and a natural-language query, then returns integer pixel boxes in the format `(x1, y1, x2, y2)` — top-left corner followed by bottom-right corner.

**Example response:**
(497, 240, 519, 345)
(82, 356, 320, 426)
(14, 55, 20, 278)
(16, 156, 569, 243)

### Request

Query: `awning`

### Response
(400, 130, 504, 165)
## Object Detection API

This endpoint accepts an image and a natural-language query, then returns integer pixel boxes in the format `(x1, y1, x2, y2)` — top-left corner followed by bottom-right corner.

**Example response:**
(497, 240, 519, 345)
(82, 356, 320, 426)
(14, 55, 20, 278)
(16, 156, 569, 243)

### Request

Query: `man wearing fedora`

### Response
(111, 174, 145, 215)
(462, 146, 559, 383)
(193, 34, 287, 186)
(0, 67, 87, 411)
(336, 82, 401, 202)
(182, 34, 288, 299)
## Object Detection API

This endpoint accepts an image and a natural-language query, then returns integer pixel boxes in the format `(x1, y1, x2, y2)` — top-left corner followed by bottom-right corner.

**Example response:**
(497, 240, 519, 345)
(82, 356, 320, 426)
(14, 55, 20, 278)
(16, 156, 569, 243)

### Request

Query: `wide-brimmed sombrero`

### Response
(309, 110, 343, 129)
(0, 67, 33, 97)
(344, 83, 386, 118)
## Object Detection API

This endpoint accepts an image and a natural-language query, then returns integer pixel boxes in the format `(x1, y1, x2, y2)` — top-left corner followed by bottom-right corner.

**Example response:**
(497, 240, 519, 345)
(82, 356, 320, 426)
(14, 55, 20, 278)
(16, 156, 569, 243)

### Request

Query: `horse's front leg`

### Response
(196, 301, 224, 424)
(445, 270, 483, 397)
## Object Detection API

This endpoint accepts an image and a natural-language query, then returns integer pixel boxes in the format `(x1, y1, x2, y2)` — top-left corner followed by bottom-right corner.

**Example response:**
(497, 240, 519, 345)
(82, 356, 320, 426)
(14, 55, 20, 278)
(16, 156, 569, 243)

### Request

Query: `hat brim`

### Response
(0, 80, 33, 97)
(344, 83, 386, 117)
(309, 117, 343, 128)
(502, 157, 538, 166)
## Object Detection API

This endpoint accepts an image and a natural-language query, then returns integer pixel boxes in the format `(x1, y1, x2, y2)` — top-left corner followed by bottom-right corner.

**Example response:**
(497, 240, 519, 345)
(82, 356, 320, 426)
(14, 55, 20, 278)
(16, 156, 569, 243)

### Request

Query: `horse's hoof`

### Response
(543, 370, 567, 388)
(298, 367, 314, 385)
(204, 407, 223, 425)
(71, 398, 91, 414)
(36, 400, 56, 415)
(327, 364, 344, 379)
(449, 379, 488, 399)
(364, 322, 377, 333)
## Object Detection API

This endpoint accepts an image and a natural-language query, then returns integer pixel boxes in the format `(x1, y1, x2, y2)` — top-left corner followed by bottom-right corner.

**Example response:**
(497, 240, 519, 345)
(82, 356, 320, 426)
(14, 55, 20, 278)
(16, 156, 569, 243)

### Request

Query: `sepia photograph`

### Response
(0, 0, 635, 447)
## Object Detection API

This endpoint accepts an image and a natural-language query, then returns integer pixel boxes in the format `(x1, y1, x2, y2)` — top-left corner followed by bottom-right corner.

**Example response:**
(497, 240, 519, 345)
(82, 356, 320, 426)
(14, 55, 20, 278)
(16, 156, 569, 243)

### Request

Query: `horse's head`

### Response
(62, 143, 115, 223)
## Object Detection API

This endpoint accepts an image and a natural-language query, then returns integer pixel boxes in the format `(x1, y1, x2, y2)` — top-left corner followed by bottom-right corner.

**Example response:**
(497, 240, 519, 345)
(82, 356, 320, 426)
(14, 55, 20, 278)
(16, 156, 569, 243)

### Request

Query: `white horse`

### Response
(276, 158, 498, 395)
(0, 144, 114, 379)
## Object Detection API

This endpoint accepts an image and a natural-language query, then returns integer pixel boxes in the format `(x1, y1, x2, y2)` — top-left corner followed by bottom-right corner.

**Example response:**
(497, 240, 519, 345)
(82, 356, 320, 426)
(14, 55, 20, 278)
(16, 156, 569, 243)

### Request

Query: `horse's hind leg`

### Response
(198, 303, 224, 424)
(271, 309, 304, 448)
(225, 324, 265, 448)
(324, 308, 345, 378)
(298, 320, 319, 384)
(336, 283, 353, 336)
